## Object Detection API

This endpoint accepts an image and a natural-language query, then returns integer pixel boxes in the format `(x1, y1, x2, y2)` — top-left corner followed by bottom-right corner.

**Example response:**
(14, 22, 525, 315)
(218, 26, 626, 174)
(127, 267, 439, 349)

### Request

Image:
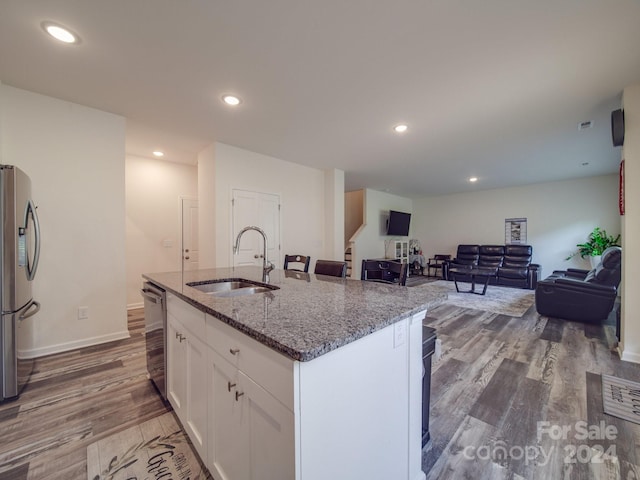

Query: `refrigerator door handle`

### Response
(25, 199, 41, 281)
(19, 300, 40, 321)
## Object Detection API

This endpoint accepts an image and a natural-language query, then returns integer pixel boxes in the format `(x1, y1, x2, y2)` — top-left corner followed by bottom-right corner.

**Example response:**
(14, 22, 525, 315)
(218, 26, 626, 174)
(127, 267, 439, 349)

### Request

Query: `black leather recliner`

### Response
(443, 244, 540, 289)
(535, 246, 621, 323)
(499, 245, 538, 289)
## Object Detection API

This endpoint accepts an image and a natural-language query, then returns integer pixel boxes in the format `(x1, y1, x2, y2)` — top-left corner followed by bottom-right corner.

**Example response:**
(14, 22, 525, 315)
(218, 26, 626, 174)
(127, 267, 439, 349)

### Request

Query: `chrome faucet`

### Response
(233, 226, 275, 283)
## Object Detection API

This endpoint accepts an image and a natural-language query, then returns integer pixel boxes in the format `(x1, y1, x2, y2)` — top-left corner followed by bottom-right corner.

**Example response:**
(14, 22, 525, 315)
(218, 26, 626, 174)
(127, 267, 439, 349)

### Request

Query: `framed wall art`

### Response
(505, 218, 527, 244)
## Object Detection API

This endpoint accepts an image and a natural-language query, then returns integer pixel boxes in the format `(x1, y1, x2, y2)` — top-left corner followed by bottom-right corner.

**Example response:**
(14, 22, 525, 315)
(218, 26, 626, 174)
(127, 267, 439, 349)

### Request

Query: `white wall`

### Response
(412, 175, 619, 278)
(324, 169, 345, 261)
(351, 189, 413, 279)
(198, 142, 327, 270)
(621, 84, 640, 363)
(197, 143, 216, 269)
(0, 85, 128, 357)
(125, 155, 197, 307)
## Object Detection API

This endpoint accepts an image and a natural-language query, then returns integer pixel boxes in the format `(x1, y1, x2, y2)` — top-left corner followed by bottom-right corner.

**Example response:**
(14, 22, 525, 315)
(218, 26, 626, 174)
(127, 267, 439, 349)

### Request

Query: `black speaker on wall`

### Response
(611, 109, 625, 147)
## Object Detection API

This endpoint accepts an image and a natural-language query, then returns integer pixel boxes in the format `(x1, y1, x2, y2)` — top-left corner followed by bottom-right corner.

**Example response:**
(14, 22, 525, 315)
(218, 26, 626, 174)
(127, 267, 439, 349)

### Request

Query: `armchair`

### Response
(535, 246, 621, 323)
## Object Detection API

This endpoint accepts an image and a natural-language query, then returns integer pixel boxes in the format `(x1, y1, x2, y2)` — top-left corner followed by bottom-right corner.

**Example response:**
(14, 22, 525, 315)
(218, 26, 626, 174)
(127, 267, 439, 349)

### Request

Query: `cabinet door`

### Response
(239, 371, 295, 480)
(167, 316, 186, 415)
(209, 349, 250, 480)
(185, 332, 208, 461)
(208, 350, 294, 480)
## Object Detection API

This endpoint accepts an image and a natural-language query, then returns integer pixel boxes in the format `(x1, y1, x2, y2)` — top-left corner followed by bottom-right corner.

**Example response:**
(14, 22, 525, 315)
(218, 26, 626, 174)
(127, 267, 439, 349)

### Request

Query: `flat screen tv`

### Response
(387, 210, 411, 236)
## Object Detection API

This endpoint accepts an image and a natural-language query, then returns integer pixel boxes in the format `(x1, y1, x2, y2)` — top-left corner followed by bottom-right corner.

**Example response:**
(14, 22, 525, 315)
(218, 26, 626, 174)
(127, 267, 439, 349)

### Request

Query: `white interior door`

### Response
(232, 189, 280, 268)
(181, 197, 199, 271)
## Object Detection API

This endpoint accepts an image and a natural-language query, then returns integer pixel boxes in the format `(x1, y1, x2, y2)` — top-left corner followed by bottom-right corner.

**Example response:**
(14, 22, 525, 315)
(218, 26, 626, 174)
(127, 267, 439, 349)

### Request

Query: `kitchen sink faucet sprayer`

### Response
(233, 226, 274, 283)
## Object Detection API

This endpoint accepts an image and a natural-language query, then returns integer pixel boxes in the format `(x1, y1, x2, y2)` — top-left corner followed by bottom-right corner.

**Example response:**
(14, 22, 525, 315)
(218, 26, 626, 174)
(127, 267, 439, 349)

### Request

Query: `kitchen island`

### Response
(144, 266, 445, 480)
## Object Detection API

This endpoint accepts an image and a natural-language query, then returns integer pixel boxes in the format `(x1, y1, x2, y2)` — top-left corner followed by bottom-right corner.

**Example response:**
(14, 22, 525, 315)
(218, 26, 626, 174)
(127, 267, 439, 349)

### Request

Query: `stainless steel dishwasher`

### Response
(141, 281, 167, 400)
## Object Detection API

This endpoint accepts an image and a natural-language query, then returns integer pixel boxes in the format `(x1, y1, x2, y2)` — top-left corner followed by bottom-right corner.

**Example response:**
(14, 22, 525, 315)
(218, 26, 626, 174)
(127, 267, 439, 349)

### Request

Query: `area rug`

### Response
(602, 374, 640, 425)
(87, 413, 210, 479)
(417, 280, 535, 317)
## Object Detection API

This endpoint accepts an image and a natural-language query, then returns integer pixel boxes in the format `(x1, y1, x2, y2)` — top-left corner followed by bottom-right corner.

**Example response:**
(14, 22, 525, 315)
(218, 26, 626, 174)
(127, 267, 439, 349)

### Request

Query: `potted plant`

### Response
(566, 227, 621, 267)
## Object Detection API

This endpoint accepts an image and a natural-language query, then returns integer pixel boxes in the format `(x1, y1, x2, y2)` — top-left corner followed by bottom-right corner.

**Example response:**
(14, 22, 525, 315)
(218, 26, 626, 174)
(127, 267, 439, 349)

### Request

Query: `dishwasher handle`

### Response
(141, 288, 164, 305)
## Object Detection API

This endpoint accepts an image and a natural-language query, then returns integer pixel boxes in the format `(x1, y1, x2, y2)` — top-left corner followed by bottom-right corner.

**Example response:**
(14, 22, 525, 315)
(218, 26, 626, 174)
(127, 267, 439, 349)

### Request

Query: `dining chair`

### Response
(314, 260, 347, 278)
(361, 259, 407, 286)
(283, 254, 311, 273)
(427, 254, 451, 278)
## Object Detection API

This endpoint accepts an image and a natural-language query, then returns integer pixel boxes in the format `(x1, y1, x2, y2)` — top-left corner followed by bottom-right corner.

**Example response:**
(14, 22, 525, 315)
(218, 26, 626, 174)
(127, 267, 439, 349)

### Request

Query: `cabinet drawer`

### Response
(205, 314, 294, 411)
(167, 294, 206, 339)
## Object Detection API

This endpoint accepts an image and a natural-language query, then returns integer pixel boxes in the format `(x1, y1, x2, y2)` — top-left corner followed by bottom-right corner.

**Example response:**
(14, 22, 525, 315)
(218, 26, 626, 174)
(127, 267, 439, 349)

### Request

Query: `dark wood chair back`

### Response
(427, 254, 451, 277)
(361, 259, 408, 286)
(314, 260, 347, 278)
(361, 260, 385, 282)
(283, 254, 311, 273)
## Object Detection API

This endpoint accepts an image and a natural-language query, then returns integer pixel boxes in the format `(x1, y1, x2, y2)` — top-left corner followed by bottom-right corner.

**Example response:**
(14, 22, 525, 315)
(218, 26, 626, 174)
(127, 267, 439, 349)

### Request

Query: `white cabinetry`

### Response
(387, 240, 409, 265)
(166, 295, 208, 462)
(396, 240, 410, 264)
(206, 314, 295, 480)
(166, 294, 426, 480)
(167, 317, 186, 412)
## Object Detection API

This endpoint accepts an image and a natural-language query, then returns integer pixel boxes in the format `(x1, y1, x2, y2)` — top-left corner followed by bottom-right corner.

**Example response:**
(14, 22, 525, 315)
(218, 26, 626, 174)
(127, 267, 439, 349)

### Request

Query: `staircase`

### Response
(345, 246, 353, 278)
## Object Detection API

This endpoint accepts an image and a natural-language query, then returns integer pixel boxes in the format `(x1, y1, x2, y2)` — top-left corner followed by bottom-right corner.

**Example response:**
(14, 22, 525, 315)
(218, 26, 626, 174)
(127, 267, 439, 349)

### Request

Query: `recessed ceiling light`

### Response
(222, 95, 241, 106)
(153, 151, 165, 157)
(393, 124, 408, 133)
(469, 177, 478, 183)
(41, 21, 79, 44)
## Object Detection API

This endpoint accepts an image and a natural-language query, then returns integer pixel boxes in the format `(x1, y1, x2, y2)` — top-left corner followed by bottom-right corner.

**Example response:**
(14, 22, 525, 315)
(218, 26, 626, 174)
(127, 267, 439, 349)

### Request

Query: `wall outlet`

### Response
(78, 306, 89, 320)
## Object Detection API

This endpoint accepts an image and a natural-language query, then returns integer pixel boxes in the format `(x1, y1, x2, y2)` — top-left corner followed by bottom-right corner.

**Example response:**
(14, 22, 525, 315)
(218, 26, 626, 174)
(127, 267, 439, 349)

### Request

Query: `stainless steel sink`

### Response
(186, 279, 279, 297)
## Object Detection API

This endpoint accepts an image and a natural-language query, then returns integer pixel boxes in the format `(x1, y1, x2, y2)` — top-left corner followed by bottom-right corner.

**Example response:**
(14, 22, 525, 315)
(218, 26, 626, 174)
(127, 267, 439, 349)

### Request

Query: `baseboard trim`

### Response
(619, 346, 640, 364)
(128, 302, 144, 310)
(18, 330, 131, 359)
(412, 470, 427, 480)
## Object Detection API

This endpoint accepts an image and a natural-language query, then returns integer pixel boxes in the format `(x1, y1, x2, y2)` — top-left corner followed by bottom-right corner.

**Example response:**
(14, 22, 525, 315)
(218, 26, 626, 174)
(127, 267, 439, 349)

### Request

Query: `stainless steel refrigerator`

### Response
(0, 165, 41, 403)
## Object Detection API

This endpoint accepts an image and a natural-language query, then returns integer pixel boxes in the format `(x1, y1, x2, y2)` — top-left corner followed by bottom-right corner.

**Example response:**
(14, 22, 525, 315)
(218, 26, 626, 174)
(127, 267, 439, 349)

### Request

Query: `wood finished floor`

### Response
(0, 309, 170, 480)
(1, 302, 639, 479)
(423, 301, 640, 480)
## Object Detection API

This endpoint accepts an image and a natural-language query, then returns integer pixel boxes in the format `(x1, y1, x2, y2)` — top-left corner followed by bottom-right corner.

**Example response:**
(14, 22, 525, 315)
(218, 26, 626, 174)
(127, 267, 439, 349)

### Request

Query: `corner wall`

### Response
(351, 189, 413, 279)
(621, 84, 640, 363)
(1, 85, 128, 357)
(125, 155, 197, 307)
(198, 142, 327, 270)
(324, 169, 345, 261)
(197, 143, 217, 269)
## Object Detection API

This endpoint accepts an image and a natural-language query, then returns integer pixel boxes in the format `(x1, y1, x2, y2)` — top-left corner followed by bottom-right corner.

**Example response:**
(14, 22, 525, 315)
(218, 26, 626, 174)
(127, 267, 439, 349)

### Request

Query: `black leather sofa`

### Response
(535, 246, 621, 323)
(443, 244, 540, 289)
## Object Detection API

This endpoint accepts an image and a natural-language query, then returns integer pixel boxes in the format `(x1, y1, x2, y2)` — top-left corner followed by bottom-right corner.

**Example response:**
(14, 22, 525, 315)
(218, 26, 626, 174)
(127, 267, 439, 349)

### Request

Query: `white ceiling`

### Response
(1, 0, 639, 196)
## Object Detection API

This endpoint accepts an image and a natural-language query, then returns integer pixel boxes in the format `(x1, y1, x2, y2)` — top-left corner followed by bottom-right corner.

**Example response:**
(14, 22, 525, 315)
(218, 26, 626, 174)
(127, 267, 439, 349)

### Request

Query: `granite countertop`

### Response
(143, 266, 446, 362)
